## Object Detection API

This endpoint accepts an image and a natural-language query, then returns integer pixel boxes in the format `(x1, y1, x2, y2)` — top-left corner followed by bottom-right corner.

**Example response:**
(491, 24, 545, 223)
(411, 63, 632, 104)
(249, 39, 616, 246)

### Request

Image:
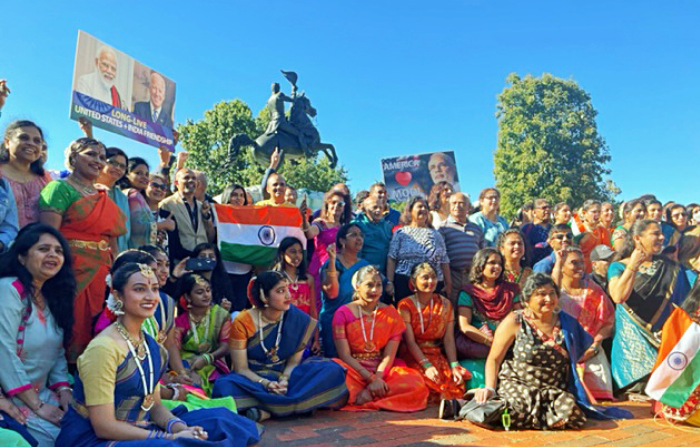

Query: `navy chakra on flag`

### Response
(258, 225, 276, 246)
(667, 352, 688, 371)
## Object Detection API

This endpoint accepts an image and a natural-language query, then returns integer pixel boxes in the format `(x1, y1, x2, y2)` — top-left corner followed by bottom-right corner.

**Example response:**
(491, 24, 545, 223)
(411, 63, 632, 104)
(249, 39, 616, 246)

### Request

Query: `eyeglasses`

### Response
(149, 181, 168, 191)
(552, 233, 574, 240)
(106, 158, 127, 171)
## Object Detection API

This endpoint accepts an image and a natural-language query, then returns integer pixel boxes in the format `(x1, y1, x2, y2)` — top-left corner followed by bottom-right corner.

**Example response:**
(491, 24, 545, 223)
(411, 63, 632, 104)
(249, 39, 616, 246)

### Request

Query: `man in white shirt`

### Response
(75, 45, 123, 107)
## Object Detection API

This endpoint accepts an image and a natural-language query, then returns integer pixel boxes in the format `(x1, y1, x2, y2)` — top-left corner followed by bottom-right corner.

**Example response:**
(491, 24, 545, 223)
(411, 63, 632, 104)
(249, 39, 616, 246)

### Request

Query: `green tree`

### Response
(177, 100, 261, 195)
(177, 100, 347, 196)
(494, 73, 616, 218)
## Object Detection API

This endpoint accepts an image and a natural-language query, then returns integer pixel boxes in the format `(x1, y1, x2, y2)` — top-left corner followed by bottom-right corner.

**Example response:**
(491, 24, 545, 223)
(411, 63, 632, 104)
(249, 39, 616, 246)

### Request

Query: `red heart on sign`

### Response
(395, 171, 412, 186)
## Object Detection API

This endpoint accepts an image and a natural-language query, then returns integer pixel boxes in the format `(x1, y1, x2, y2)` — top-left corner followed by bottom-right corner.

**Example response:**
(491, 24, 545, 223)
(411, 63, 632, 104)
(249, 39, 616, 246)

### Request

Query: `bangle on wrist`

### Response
(449, 361, 459, 369)
(484, 386, 496, 394)
(166, 417, 186, 433)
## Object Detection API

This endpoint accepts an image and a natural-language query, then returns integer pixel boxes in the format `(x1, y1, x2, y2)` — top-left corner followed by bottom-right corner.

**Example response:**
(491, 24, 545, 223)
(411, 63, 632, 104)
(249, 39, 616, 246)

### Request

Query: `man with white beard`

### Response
(76, 45, 123, 107)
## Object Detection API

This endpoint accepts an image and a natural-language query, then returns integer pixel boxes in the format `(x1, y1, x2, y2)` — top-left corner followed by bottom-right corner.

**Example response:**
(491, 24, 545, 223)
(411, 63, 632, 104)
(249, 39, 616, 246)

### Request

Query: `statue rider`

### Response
(265, 82, 311, 157)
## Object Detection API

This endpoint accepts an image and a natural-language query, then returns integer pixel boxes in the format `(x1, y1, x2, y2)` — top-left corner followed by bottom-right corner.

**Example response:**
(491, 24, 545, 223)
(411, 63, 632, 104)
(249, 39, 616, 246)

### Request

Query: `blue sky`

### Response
(1, 1, 698, 204)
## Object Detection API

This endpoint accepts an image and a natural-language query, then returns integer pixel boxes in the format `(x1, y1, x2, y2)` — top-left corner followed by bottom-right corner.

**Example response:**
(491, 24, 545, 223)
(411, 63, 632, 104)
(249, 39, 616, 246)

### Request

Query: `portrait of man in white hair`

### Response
(76, 44, 124, 107)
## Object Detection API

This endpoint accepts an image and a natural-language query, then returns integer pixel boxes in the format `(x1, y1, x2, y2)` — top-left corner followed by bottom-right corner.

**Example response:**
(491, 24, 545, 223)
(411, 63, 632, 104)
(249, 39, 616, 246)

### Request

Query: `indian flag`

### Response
(215, 204, 306, 266)
(645, 307, 700, 408)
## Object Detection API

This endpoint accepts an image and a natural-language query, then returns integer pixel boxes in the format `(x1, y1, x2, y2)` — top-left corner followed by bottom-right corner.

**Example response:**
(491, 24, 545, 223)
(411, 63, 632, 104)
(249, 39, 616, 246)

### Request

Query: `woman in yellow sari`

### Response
(398, 262, 468, 401)
(333, 265, 429, 412)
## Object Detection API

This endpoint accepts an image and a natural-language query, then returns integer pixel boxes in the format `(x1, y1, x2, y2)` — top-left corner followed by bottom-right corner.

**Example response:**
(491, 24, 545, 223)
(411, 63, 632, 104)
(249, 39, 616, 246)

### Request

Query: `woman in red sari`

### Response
(333, 265, 429, 412)
(398, 262, 468, 401)
(40, 137, 126, 363)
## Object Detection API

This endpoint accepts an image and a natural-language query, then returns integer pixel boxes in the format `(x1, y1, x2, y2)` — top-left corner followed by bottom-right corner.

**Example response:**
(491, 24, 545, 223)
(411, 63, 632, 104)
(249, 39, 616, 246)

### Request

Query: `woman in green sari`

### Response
(168, 274, 231, 396)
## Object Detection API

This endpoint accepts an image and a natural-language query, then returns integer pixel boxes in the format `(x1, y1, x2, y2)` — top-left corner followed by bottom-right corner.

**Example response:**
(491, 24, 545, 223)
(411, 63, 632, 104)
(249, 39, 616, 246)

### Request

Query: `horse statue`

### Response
(228, 76, 338, 169)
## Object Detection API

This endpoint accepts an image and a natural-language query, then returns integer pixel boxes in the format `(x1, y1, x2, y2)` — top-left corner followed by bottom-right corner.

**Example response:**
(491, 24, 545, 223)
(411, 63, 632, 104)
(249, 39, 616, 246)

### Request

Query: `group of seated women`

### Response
(2, 212, 697, 446)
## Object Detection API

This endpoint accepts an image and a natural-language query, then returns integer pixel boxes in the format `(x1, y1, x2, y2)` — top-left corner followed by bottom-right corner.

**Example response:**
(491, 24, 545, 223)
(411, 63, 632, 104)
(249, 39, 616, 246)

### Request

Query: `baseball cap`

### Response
(590, 245, 615, 262)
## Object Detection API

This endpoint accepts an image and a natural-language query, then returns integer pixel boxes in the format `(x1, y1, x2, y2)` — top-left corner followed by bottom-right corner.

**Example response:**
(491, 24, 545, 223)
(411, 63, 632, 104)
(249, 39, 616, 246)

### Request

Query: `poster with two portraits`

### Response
(69, 31, 177, 151)
(381, 151, 460, 203)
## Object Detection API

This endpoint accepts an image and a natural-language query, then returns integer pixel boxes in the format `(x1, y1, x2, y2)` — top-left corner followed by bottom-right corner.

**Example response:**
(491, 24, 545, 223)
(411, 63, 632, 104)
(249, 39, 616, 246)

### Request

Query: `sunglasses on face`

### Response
(149, 181, 168, 191)
(552, 233, 574, 240)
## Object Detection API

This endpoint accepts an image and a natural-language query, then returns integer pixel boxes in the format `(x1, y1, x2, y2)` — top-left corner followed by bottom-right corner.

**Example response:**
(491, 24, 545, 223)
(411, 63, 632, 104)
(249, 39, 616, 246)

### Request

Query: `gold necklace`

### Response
(116, 321, 146, 360)
(67, 176, 96, 196)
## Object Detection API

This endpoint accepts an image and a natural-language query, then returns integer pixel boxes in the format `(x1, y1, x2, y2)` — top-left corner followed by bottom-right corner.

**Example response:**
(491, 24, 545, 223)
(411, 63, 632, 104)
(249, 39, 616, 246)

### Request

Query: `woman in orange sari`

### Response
(398, 262, 468, 401)
(576, 200, 611, 274)
(40, 137, 126, 363)
(333, 265, 429, 412)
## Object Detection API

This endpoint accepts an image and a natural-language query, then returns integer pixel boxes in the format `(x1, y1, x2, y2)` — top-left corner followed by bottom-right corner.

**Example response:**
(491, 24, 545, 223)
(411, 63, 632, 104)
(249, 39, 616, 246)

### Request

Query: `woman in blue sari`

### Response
(608, 219, 691, 390)
(212, 271, 348, 421)
(318, 223, 369, 357)
(57, 262, 261, 446)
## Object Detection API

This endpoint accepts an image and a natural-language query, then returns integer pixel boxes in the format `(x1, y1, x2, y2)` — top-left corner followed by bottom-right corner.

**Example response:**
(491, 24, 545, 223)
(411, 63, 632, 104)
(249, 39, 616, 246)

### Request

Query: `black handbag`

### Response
(458, 392, 507, 428)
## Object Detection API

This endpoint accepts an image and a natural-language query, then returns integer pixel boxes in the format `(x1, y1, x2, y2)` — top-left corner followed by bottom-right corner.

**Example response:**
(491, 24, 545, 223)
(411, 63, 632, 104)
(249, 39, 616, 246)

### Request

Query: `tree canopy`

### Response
(176, 99, 347, 196)
(494, 73, 616, 217)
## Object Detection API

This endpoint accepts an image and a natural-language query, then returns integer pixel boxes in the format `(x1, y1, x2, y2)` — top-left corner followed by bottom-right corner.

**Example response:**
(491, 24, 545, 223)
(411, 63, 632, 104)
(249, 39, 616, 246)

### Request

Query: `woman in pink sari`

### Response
(553, 247, 614, 400)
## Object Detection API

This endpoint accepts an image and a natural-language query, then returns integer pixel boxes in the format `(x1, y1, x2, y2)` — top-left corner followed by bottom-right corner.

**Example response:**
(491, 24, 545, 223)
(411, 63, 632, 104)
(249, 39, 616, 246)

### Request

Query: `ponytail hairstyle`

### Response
(409, 262, 437, 292)
(247, 271, 286, 308)
(176, 273, 211, 311)
(350, 265, 382, 300)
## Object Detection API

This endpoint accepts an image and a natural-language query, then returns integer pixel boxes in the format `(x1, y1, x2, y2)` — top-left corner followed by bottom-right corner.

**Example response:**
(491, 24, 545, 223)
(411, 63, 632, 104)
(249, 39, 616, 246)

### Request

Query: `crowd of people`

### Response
(1, 79, 700, 446)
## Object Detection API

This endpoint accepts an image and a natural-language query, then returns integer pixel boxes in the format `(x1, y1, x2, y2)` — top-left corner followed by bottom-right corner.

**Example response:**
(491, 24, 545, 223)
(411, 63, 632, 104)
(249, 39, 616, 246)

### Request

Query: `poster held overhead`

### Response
(69, 30, 176, 151)
(381, 151, 460, 202)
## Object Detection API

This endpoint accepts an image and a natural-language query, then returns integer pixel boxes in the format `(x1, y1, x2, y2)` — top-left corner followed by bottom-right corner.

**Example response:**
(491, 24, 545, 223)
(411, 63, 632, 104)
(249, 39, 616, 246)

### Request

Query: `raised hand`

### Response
(269, 147, 283, 170)
(78, 117, 94, 138)
(0, 79, 10, 110)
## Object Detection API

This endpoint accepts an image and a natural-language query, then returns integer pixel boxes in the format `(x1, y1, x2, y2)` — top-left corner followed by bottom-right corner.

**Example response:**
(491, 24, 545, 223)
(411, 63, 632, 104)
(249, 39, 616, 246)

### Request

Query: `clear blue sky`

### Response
(2, 1, 698, 205)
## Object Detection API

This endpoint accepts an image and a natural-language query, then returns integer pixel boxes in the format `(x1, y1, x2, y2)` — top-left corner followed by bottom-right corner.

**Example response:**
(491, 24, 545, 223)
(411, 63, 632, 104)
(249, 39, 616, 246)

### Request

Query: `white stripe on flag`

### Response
(646, 321, 700, 400)
(217, 222, 306, 248)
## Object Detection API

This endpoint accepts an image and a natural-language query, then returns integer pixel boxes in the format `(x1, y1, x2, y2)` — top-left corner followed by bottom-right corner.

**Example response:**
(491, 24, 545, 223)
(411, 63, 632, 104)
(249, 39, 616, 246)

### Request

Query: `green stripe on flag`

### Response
(661, 350, 700, 408)
(220, 241, 278, 266)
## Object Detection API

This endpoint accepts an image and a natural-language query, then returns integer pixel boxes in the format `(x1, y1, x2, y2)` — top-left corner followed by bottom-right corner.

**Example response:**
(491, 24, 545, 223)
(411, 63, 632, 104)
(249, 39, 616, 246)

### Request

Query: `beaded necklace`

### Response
(116, 322, 155, 411)
(359, 306, 378, 352)
(258, 309, 284, 362)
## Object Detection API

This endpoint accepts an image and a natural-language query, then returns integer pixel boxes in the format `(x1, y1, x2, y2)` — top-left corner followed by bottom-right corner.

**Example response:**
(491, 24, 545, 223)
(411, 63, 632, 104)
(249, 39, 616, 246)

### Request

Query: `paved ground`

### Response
(258, 401, 700, 447)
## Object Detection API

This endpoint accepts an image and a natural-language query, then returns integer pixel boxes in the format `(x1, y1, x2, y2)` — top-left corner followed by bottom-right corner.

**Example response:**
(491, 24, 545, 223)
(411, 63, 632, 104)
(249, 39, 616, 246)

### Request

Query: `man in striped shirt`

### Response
(438, 193, 484, 305)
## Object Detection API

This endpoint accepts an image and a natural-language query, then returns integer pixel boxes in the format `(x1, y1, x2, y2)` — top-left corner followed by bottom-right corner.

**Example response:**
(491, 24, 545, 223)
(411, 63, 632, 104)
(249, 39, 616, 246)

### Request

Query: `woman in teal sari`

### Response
(318, 223, 369, 357)
(213, 271, 348, 421)
(608, 219, 691, 390)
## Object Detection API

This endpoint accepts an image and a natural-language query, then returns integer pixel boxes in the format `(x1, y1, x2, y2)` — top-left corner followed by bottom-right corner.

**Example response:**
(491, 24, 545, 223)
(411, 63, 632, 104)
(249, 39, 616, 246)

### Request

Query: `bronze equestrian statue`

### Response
(228, 71, 338, 169)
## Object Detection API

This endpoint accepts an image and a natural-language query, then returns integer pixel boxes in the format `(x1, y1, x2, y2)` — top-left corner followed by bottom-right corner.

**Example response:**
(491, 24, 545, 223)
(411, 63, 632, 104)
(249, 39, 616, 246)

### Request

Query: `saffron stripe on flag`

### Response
(215, 204, 302, 226)
(646, 308, 700, 407)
